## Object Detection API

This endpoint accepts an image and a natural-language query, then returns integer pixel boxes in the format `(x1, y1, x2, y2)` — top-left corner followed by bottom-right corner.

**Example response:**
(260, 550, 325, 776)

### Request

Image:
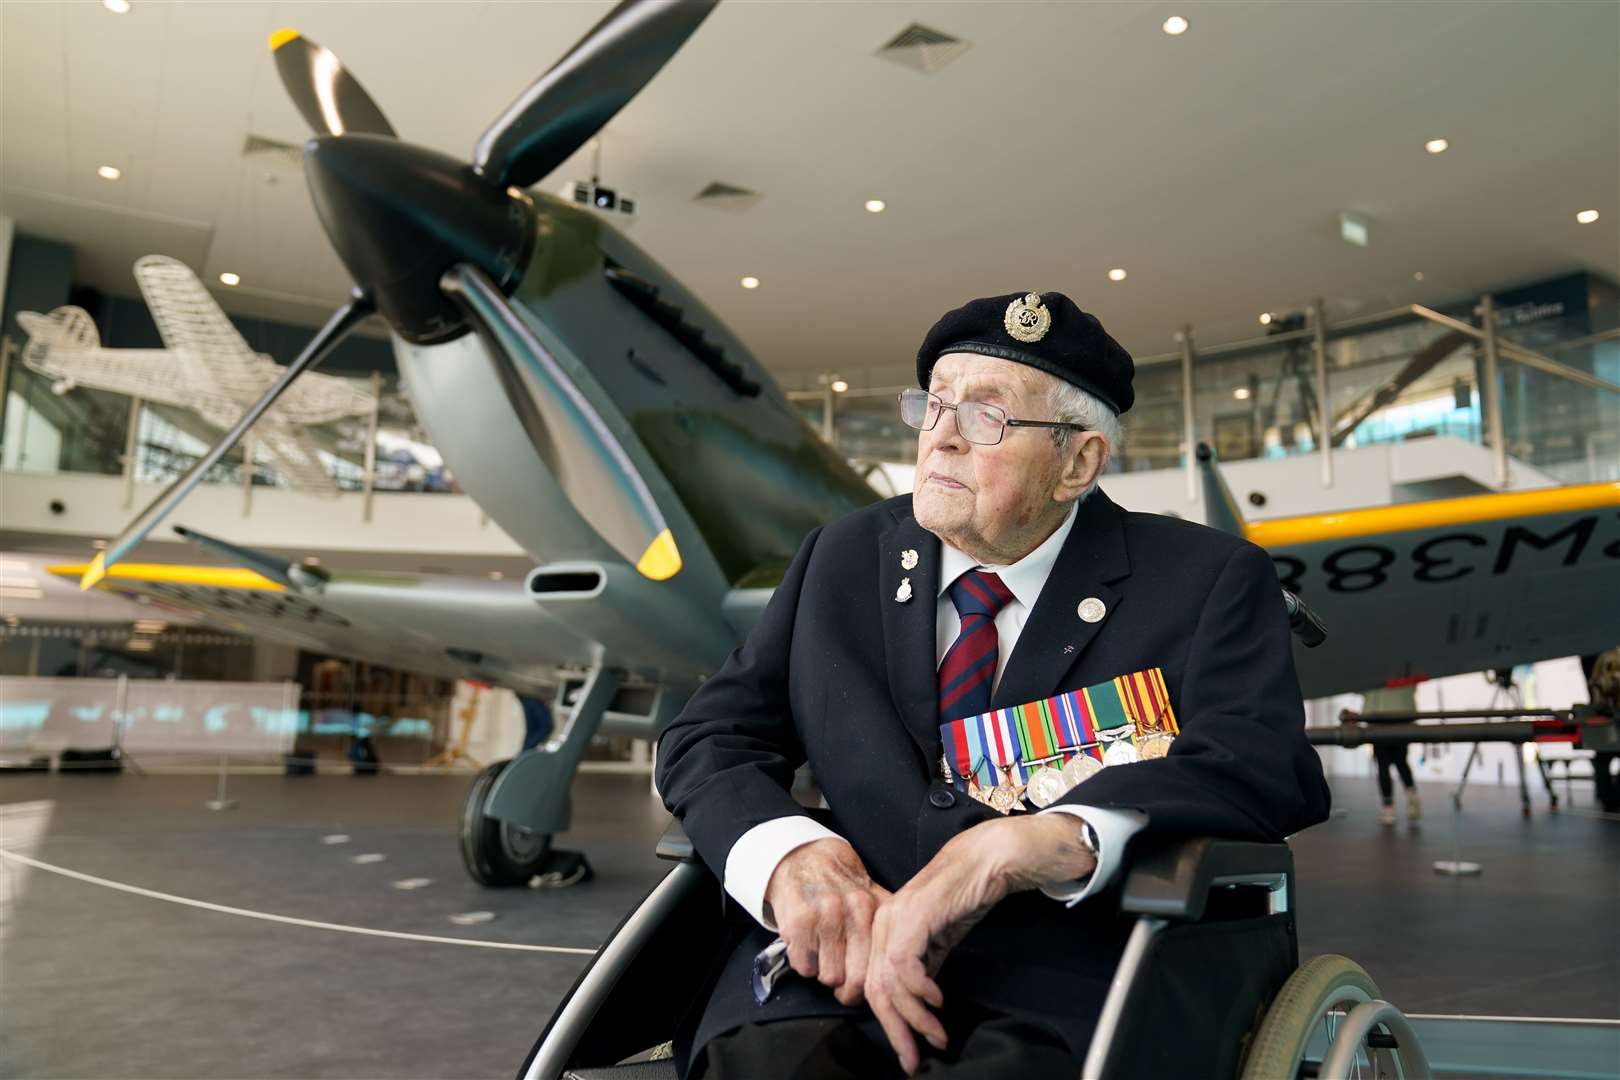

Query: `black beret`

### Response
(915, 290, 1135, 414)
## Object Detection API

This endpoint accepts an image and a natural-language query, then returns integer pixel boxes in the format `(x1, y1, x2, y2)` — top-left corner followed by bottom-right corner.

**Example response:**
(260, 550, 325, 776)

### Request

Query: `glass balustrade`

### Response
(0, 355, 460, 496)
(4, 283, 1615, 516)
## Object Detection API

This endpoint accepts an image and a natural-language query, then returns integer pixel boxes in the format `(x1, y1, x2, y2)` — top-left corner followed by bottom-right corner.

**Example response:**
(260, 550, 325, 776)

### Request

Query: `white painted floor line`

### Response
(1406, 1013, 1620, 1025)
(0, 848, 596, 956)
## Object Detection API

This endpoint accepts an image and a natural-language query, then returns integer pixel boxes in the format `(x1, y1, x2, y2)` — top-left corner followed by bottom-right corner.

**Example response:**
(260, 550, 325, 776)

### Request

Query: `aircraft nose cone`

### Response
(305, 134, 535, 344)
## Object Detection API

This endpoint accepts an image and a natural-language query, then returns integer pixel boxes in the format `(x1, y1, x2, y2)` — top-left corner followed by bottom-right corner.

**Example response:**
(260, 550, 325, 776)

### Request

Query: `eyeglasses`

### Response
(898, 388, 1088, 446)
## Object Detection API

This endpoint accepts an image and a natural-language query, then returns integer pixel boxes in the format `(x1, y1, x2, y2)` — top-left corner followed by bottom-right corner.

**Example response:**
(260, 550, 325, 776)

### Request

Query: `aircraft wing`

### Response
(1253, 482, 1620, 698)
(48, 540, 746, 703)
(133, 256, 261, 367)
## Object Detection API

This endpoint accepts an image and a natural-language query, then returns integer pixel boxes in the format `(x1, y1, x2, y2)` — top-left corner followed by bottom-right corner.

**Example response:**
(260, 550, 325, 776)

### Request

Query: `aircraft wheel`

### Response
(461, 758, 552, 886)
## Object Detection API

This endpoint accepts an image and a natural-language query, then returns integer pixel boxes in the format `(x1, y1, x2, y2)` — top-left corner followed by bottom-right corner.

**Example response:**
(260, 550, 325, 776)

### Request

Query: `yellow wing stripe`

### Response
(49, 563, 287, 592)
(269, 28, 301, 51)
(1246, 480, 1620, 549)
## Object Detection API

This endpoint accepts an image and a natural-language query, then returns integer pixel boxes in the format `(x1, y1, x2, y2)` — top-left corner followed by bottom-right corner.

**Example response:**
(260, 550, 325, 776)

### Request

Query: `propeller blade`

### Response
(472, 0, 717, 189)
(439, 264, 681, 581)
(270, 28, 396, 138)
(81, 293, 374, 590)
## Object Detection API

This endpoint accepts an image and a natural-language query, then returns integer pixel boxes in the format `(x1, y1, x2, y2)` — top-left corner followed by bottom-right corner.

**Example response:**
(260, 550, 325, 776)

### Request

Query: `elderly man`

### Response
(656, 290, 1331, 1078)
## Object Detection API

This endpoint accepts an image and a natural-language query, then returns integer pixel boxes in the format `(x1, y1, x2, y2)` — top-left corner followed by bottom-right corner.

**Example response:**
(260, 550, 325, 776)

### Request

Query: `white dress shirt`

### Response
(724, 503, 1147, 930)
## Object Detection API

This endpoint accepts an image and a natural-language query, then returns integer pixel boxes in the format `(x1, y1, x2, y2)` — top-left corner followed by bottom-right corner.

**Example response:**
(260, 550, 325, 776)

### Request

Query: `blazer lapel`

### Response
(879, 510, 945, 761)
(994, 490, 1133, 709)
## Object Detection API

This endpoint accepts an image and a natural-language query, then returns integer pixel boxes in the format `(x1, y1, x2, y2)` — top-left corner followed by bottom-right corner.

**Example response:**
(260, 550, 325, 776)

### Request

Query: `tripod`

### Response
(1451, 670, 1559, 817)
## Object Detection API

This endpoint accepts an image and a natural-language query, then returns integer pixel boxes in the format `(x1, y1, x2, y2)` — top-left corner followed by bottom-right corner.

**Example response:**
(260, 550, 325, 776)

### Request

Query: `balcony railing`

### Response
(791, 294, 1620, 494)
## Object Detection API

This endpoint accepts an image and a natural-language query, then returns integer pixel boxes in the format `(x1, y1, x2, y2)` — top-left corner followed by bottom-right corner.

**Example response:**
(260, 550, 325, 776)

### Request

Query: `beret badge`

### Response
(1003, 292, 1052, 344)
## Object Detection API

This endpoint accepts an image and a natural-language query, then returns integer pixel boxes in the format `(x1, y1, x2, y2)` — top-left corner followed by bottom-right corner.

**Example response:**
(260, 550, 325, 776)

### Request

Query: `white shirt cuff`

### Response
(1036, 805, 1149, 905)
(723, 815, 842, 930)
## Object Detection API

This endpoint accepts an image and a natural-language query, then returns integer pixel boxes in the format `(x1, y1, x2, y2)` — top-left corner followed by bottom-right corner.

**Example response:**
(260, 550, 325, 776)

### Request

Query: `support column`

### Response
(1179, 326, 1197, 501)
(121, 396, 143, 509)
(1480, 294, 1508, 487)
(1311, 299, 1333, 487)
(362, 371, 382, 523)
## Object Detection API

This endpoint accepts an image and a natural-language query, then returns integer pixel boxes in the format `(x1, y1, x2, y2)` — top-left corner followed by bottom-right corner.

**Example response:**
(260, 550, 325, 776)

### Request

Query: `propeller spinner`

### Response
(84, 0, 717, 588)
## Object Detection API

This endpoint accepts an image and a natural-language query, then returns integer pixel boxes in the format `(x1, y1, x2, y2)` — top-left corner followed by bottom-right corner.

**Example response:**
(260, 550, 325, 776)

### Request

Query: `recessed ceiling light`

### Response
(740, 276, 760, 289)
(864, 199, 886, 214)
(218, 272, 240, 286)
(1233, 387, 1252, 401)
(1107, 268, 1127, 282)
(1576, 209, 1600, 224)
(1424, 138, 1449, 155)
(488, 571, 504, 581)
(96, 165, 122, 180)
(102, 0, 131, 13)
(1258, 312, 1273, 326)
(1162, 16, 1189, 35)
(1413, 271, 1425, 281)
(830, 379, 849, 393)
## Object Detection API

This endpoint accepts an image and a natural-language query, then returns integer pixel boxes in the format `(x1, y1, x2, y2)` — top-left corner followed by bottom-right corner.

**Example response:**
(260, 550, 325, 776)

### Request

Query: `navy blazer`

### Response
(656, 489, 1331, 1065)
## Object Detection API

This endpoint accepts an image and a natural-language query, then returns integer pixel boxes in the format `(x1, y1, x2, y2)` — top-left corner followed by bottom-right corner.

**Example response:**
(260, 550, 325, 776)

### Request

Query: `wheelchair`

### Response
(519, 590, 1431, 1079)
(518, 822, 1431, 1080)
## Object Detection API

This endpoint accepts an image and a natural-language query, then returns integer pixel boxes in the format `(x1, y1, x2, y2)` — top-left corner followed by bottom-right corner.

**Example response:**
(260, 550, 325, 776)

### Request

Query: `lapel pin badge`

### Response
(1078, 597, 1106, 623)
(900, 549, 919, 571)
(896, 577, 913, 603)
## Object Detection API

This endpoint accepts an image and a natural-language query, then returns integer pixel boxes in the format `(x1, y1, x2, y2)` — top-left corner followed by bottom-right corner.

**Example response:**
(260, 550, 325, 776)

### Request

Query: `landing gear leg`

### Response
(459, 667, 622, 887)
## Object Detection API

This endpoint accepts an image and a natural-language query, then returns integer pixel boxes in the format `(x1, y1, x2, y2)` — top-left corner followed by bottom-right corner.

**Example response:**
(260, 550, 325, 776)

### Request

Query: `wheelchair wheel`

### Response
(1241, 955, 1402, 1080)
(460, 759, 552, 886)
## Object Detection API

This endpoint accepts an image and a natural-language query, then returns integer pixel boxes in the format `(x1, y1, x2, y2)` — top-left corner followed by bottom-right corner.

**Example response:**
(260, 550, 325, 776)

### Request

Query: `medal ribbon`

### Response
(939, 668, 1174, 793)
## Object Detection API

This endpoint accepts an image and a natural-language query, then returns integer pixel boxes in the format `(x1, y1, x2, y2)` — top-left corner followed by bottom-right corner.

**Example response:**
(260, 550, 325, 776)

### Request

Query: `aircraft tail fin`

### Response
(1196, 443, 1248, 538)
(173, 525, 328, 591)
(15, 306, 101, 356)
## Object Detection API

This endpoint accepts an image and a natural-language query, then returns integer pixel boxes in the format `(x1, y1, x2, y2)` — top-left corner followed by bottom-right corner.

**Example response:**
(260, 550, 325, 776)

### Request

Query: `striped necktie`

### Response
(938, 570, 1015, 723)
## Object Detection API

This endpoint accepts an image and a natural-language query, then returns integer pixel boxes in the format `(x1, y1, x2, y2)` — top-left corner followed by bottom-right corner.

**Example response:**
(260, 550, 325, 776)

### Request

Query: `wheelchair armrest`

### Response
(655, 820, 696, 863)
(1118, 836, 1293, 921)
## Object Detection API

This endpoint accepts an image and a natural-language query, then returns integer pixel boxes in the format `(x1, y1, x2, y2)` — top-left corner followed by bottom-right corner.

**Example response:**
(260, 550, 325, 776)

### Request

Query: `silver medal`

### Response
(1103, 739, 1140, 767)
(1061, 754, 1103, 787)
(1025, 766, 1069, 808)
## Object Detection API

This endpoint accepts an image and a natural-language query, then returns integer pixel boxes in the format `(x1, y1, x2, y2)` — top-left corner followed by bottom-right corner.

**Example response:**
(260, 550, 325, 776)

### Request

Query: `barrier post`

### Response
(206, 753, 237, 811)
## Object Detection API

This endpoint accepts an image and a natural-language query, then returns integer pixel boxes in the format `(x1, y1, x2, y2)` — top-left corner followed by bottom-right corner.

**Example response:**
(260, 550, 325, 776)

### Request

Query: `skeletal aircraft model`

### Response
(16, 256, 375, 493)
(60, 0, 1620, 886)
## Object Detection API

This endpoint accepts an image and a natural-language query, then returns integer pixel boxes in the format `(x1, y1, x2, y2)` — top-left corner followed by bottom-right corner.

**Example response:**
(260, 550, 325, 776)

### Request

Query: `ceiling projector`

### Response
(558, 179, 638, 224)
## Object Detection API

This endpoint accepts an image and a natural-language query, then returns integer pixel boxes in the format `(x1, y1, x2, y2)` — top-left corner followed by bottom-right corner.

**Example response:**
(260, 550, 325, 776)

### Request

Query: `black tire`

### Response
(460, 758, 552, 886)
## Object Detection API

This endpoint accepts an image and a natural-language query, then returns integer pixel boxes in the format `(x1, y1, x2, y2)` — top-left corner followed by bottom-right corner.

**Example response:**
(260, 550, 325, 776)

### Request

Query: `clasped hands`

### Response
(761, 813, 1097, 1075)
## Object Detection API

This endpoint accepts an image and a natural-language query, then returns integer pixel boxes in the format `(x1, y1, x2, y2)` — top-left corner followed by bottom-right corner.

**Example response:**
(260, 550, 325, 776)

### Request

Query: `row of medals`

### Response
(943, 730, 1174, 815)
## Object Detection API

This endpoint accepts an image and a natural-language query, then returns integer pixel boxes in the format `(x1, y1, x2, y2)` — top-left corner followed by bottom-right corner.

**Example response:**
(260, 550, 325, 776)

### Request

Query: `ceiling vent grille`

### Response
(241, 134, 304, 170)
(692, 181, 762, 213)
(877, 24, 970, 74)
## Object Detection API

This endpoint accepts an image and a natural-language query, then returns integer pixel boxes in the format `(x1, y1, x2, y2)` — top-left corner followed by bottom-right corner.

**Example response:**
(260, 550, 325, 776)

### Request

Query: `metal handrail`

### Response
(1410, 304, 1620, 396)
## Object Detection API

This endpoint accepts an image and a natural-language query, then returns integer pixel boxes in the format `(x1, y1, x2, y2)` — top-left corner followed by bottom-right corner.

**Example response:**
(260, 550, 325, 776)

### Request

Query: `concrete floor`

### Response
(0, 770, 1615, 1079)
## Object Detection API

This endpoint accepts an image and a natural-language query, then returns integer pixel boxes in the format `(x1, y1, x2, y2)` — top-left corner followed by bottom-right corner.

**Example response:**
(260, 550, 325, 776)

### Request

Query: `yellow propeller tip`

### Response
(269, 28, 300, 52)
(80, 552, 108, 592)
(635, 529, 682, 581)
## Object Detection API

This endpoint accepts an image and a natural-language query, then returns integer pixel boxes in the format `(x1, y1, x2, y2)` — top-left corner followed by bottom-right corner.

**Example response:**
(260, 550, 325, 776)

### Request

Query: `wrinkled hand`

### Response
(866, 814, 1098, 1075)
(764, 838, 892, 1006)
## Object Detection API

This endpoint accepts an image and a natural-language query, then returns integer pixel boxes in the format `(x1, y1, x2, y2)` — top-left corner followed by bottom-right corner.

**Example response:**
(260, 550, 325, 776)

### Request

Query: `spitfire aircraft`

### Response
(55, 0, 1620, 887)
(16, 256, 375, 493)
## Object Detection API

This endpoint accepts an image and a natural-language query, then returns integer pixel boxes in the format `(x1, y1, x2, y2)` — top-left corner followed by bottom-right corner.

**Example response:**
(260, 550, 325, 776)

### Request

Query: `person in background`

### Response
(1581, 648, 1620, 814)
(1362, 685, 1421, 826)
(519, 692, 554, 753)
